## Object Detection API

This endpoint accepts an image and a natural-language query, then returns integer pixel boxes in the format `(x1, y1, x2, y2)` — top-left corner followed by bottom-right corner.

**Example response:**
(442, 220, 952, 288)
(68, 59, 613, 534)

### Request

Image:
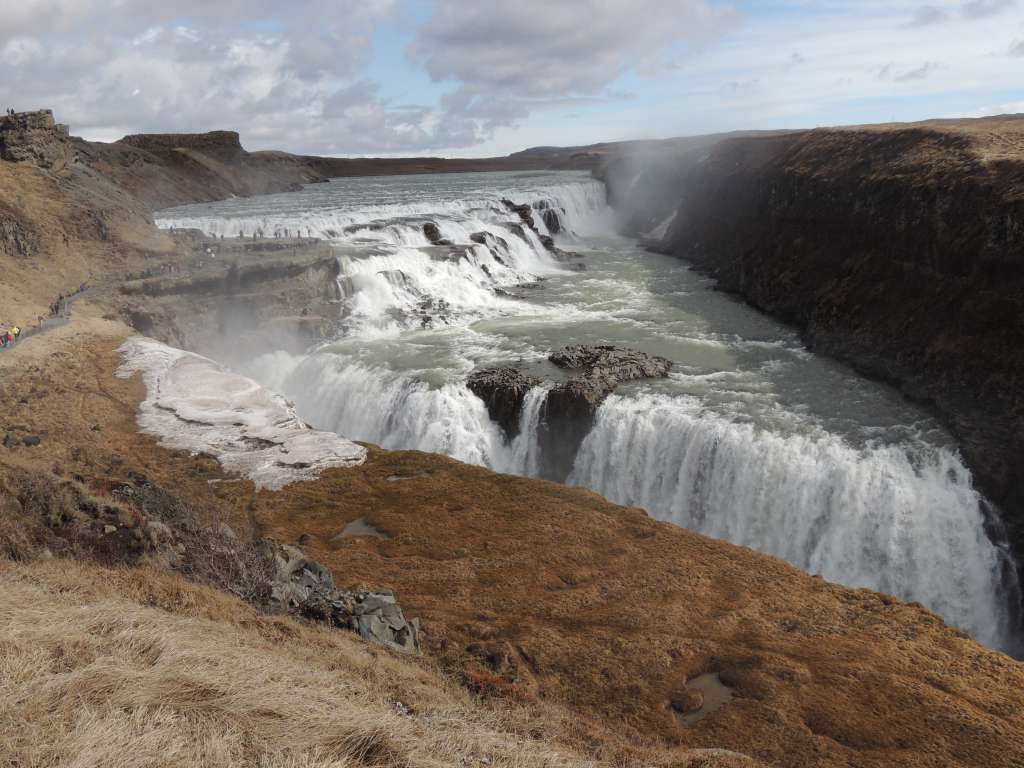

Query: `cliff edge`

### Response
(635, 116, 1024, 568)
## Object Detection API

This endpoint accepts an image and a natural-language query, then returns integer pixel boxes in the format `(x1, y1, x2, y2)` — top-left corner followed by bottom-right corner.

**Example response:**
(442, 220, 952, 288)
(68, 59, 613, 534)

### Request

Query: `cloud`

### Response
(1011, 39, 1024, 55)
(410, 0, 737, 98)
(0, 1, 516, 154)
(962, 0, 1016, 19)
(878, 61, 940, 81)
(895, 62, 940, 81)
(909, 5, 948, 26)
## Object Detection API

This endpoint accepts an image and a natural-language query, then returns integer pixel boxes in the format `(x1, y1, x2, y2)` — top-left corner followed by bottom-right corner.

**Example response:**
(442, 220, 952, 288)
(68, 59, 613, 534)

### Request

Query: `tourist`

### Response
(11, 325, 20, 343)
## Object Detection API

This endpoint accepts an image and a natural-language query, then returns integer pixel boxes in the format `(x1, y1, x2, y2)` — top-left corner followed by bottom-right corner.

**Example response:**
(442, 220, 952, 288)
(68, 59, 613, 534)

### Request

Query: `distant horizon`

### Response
(25, 108, 1020, 161)
(3, 0, 1022, 158)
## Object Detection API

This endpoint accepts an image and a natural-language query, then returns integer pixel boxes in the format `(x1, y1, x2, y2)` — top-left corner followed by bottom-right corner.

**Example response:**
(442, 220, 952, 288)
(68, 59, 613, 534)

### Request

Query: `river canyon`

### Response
(155, 168, 1020, 652)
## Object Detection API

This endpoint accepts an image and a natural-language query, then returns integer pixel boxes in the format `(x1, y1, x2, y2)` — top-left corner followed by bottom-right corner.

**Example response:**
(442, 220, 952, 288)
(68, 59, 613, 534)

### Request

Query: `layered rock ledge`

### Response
(467, 345, 671, 478)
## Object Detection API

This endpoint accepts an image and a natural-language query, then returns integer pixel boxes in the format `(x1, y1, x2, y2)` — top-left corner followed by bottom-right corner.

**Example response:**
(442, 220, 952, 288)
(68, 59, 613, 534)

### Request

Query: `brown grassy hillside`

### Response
(1, 327, 1022, 768)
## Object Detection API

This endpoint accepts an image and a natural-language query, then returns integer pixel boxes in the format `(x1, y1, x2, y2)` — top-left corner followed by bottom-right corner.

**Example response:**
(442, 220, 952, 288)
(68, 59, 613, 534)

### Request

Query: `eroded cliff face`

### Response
(638, 118, 1024, 559)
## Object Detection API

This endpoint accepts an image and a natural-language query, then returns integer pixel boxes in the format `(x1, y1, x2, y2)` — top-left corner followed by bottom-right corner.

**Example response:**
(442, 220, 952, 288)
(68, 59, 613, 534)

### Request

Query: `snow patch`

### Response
(117, 337, 366, 489)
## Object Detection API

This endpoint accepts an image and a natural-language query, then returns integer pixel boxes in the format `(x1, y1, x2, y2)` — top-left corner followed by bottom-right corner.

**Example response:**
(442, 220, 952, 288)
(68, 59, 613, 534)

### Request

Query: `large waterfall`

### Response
(571, 393, 1011, 647)
(157, 170, 1019, 651)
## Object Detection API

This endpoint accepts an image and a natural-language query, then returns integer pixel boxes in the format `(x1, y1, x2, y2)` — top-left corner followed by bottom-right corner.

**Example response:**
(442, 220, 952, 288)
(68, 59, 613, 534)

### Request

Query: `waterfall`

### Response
(505, 385, 551, 477)
(160, 170, 1019, 652)
(158, 175, 609, 337)
(261, 345, 1014, 648)
(569, 393, 1016, 649)
(155, 177, 609, 244)
(262, 353, 508, 468)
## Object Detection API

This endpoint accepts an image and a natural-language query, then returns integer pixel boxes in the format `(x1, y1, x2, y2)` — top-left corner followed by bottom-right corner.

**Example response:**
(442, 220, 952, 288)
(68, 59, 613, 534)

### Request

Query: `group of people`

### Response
(0, 283, 87, 351)
(0, 324, 21, 348)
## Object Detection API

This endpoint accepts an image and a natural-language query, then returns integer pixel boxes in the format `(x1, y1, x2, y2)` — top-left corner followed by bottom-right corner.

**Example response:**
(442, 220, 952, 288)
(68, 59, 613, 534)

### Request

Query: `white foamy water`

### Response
(160, 173, 607, 336)
(571, 393, 1009, 647)
(156, 171, 1019, 651)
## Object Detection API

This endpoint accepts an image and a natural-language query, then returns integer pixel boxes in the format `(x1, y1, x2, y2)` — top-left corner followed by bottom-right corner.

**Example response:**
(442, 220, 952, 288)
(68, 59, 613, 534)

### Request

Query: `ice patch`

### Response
(117, 337, 366, 489)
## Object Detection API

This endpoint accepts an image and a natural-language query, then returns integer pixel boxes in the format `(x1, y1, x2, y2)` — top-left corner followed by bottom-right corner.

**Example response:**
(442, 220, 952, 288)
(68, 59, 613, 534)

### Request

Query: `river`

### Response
(157, 170, 1019, 651)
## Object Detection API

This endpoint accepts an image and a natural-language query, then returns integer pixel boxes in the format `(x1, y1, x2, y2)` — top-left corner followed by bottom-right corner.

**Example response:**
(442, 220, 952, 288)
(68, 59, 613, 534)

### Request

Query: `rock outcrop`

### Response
(0, 110, 72, 170)
(534, 200, 563, 234)
(263, 541, 420, 654)
(0, 209, 37, 259)
(119, 130, 248, 162)
(467, 346, 671, 477)
(500, 198, 585, 264)
(541, 345, 671, 477)
(466, 368, 542, 436)
(545, 345, 672, 421)
(422, 221, 454, 246)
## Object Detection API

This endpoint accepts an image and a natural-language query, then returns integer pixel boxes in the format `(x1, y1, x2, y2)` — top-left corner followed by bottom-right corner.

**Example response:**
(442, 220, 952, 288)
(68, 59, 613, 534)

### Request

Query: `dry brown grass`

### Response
(0, 558, 605, 768)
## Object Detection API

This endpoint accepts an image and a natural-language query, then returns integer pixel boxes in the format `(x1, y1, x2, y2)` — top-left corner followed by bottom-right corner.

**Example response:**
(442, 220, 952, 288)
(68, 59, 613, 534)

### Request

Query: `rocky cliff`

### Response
(635, 116, 1024, 564)
(0, 109, 72, 170)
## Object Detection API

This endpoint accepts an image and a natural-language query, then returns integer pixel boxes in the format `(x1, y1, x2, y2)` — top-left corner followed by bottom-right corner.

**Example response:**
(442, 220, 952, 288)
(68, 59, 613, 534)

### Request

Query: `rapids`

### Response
(157, 170, 1020, 651)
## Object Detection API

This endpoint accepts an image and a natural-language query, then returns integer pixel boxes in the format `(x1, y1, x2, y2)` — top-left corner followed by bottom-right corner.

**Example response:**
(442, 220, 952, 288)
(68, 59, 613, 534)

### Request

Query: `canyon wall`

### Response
(626, 117, 1024, 560)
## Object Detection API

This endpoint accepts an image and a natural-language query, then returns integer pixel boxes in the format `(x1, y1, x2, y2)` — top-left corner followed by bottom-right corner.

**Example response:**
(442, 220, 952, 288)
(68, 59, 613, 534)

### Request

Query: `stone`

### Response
(260, 539, 420, 654)
(501, 199, 536, 229)
(422, 222, 453, 246)
(670, 688, 705, 714)
(21, 435, 41, 447)
(534, 200, 563, 234)
(103, 525, 118, 534)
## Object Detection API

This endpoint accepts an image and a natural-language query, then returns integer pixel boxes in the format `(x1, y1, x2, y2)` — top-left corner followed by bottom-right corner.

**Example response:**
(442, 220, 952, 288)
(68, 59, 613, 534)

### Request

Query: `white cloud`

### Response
(961, 0, 1016, 18)
(910, 5, 949, 25)
(0, 1, 498, 153)
(411, 0, 736, 97)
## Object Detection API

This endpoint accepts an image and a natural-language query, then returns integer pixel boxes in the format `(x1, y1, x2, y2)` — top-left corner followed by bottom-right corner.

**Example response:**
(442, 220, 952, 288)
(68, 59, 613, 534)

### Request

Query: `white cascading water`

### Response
(160, 177, 608, 337)
(157, 171, 1019, 651)
(569, 393, 1012, 648)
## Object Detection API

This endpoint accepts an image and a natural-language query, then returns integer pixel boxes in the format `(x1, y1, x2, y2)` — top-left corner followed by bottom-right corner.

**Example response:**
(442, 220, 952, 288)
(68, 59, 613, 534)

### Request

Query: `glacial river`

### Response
(157, 170, 1019, 650)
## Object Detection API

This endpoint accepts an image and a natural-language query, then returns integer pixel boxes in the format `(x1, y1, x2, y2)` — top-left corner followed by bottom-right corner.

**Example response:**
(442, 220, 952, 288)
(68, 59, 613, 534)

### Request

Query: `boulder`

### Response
(534, 200, 563, 234)
(261, 540, 420, 654)
(501, 199, 536, 229)
(466, 368, 542, 436)
(422, 222, 453, 246)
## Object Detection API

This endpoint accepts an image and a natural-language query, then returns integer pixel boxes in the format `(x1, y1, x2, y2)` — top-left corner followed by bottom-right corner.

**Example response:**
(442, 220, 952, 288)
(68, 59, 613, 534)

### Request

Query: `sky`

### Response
(1, 0, 1022, 157)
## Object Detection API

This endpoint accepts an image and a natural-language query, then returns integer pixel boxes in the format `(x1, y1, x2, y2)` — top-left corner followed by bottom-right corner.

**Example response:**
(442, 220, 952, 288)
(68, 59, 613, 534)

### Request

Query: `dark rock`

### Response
(21, 435, 41, 447)
(0, 216, 37, 259)
(502, 199, 536, 229)
(549, 345, 673, 378)
(534, 200, 563, 234)
(467, 368, 542, 437)
(465, 346, 670, 480)
(0, 109, 71, 170)
(422, 222, 453, 246)
(541, 346, 671, 480)
(2, 433, 17, 449)
(470, 231, 511, 264)
(262, 540, 420, 654)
